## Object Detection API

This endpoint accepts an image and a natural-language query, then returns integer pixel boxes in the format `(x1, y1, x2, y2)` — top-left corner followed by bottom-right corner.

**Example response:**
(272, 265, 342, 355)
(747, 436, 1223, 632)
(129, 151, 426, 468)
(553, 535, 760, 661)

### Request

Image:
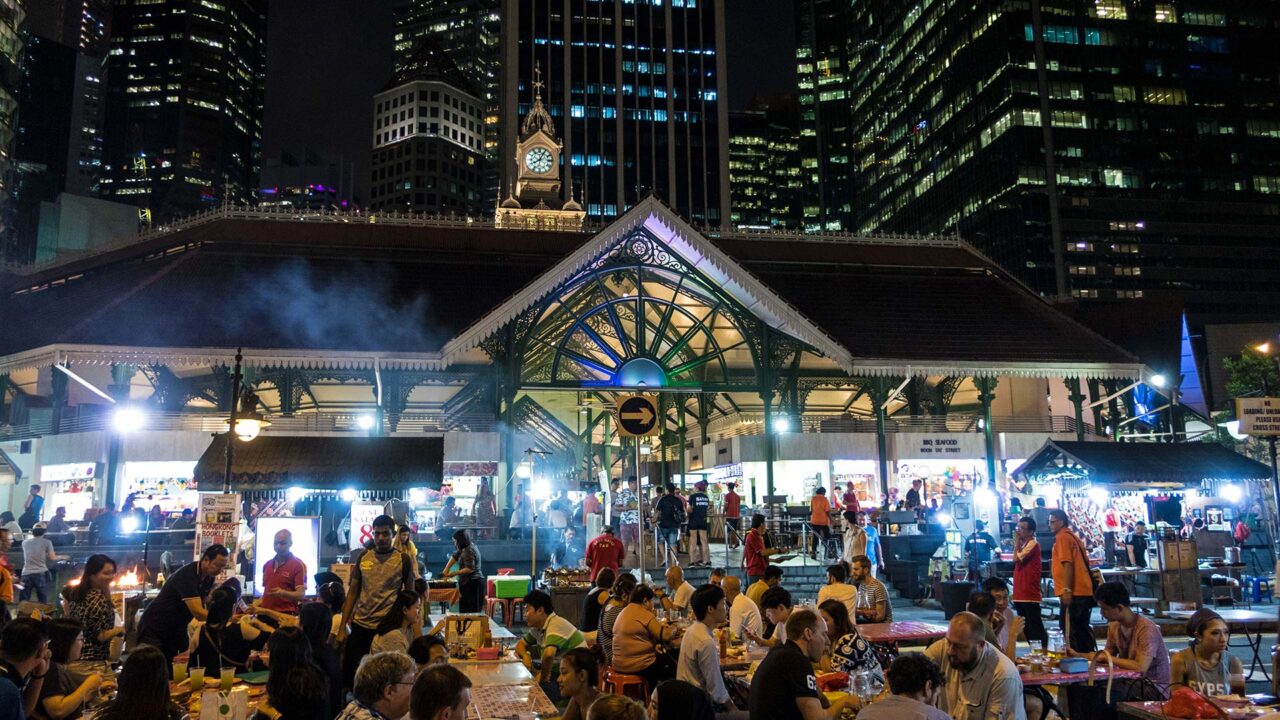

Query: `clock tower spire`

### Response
(495, 61, 585, 231)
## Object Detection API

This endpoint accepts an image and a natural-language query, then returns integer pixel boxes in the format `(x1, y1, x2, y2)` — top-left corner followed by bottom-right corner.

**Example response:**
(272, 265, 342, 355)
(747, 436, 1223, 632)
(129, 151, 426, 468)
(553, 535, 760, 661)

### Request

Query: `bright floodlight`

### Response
(112, 405, 147, 434)
(356, 414, 376, 431)
(408, 488, 427, 505)
(287, 486, 307, 503)
(936, 512, 952, 526)
(973, 486, 998, 509)
(1256, 341, 1273, 355)
(1088, 486, 1110, 507)
(1150, 374, 1167, 389)
(120, 516, 139, 534)
(532, 478, 552, 501)
(340, 487, 358, 502)
(516, 462, 533, 479)
(1221, 484, 1244, 504)
(772, 416, 791, 433)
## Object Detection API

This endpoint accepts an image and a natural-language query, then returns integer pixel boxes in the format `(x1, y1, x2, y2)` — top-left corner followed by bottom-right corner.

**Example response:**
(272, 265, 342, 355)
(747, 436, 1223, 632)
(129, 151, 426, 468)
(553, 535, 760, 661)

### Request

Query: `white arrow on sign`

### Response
(621, 406, 654, 425)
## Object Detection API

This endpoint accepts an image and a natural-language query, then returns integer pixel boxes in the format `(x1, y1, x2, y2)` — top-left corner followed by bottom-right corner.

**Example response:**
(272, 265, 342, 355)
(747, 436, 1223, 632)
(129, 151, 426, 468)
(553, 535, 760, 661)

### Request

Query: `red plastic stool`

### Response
(601, 667, 649, 701)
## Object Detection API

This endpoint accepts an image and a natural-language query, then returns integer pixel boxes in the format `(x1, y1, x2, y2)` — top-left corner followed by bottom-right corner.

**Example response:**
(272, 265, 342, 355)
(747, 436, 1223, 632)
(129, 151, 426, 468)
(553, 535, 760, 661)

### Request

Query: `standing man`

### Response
(686, 481, 711, 568)
(744, 513, 780, 585)
(1125, 521, 1149, 568)
(724, 575, 762, 641)
(722, 483, 742, 549)
(748, 609, 858, 720)
(1012, 516, 1046, 645)
(137, 543, 229, 663)
(260, 528, 307, 614)
(550, 527, 585, 568)
(0, 528, 13, 623)
(905, 479, 923, 510)
(18, 484, 43, 530)
(339, 514, 415, 690)
(1048, 509, 1096, 653)
(613, 477, 640, 562)
(964, 520, 999, 580)
(19, 523, 58, 604)
(924, 612, 1026, 720)
(841, 482, 861, 516)
(654, 483, 684, 568)
(584, 526, 625, 581)
(851, 555, 891, 623)
(809, 487, 832, 559)
(858, 512, 885, 578)
(841, 511, 867, 567)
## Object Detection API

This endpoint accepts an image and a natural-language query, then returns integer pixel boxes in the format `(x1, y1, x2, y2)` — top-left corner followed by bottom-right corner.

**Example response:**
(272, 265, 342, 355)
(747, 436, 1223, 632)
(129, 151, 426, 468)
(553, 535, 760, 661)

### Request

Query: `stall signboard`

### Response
(195, 493, 242, 585)
(198, 493, 241, 525)
(1236, 397, 1280, 436)
(41, 463, 97, 482)
(349, 501, 385, 550)
(895, 433, 986, 459)
(254, 516, 321, 596)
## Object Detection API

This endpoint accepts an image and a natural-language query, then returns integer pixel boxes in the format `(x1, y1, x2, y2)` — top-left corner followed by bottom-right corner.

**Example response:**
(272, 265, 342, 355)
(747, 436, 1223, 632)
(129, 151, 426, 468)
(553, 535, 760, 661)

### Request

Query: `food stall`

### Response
(39, 462, 99, 522)
(1013, 439, 1274, 610)
(121, 460, 200, 515)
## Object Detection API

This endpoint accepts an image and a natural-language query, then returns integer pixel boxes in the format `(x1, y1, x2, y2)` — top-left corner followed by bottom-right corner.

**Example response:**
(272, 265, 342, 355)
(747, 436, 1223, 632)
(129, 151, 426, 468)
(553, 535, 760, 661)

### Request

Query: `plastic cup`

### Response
(220, 667, 235, 691)
(1229, 672, 1246, 696)
(172, 661, 187, 682)
(189, 666, 205, 688)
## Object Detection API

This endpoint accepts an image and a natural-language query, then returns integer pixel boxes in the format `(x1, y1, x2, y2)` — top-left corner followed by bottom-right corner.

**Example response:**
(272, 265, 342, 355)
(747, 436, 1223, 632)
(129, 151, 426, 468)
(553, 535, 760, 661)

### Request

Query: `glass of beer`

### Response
(220, 667, 236, 691)
(189, 666, 205, 688)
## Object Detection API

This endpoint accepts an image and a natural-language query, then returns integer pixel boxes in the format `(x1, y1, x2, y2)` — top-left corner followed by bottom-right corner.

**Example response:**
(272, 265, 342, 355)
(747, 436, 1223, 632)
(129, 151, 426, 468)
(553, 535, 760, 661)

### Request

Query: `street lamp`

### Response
(222, 348, 271, 493)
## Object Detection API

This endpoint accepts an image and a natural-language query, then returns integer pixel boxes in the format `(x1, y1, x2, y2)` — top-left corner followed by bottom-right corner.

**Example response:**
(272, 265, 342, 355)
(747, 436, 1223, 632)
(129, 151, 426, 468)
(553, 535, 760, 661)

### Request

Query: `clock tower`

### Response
(495, 64, 586, 231)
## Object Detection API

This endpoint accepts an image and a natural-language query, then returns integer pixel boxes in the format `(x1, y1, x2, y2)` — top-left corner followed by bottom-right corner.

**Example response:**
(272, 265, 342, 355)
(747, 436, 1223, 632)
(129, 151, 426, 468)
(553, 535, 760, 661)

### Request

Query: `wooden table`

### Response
(857, 621, 949, 645)
(1167, 609, 1275, 681)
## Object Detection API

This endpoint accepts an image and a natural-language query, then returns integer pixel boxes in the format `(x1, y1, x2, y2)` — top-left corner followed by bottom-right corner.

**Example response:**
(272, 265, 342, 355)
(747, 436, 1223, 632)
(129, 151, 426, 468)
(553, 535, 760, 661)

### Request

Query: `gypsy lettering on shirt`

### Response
(1190, 679, 1227, 697)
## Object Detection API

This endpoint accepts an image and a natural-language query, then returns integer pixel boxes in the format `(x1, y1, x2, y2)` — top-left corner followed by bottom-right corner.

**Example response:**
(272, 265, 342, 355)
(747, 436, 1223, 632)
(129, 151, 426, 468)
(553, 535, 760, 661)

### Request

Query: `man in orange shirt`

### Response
(1049, 509, 1096, 652)
(809, 487, 832, 560)
(0, 527, 13, 622)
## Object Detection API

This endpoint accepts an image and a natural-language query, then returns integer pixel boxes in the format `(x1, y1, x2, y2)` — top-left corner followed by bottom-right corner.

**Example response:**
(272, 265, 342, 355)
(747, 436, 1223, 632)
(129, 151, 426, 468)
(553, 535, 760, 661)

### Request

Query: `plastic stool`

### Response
(1247, 576, 1273, 603)
(601, 667, 650, 701)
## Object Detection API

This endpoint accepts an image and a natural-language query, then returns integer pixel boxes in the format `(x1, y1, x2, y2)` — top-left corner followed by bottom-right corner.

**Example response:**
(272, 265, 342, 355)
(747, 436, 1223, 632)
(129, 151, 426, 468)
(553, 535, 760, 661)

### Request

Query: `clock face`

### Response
(525, 146, 554, 174)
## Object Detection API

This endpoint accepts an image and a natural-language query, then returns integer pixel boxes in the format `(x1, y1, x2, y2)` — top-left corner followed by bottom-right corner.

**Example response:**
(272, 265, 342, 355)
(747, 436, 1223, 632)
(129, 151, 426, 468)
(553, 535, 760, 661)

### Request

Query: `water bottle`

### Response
(853, 668, 873, 704)
(1046, 628, 1063, 655)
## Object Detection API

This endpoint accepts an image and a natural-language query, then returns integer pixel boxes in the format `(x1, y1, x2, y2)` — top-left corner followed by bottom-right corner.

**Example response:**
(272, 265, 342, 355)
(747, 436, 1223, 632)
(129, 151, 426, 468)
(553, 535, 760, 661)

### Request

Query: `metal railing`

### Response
(708, 414, 1098, 440)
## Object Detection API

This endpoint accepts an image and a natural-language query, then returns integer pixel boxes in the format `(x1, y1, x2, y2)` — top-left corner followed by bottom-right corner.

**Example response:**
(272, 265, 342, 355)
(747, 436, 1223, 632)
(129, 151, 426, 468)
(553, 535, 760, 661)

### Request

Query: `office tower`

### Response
(728, 95, 802, 231)
(501, 0, 730, 227)
(837, 0, 1280, 325)
(392, 0, 501, 200)
(260, 151, 359, 211)
(370, 39, 486, 215)
(98, 0, 267, 221)
(0, 0, 26, 256)
(794, 0, 856, 232)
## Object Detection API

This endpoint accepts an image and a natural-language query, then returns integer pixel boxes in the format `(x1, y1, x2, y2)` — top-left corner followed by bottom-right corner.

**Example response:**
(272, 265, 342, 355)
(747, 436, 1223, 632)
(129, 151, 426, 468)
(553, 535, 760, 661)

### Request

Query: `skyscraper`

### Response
(98, 0, 266, 221)
(0, 0, 27, 253)
(794, 0, 856, 232)
(500, 0, 730, 227)
(728, 96, 802, 231)
(835, 0, 1280, 325)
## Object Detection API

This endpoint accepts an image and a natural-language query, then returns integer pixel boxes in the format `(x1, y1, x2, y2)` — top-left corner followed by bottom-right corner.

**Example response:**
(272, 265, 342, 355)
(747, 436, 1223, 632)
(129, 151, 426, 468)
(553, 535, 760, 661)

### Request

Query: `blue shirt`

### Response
(0, 673, 25, 720)
(865, 525, 881, 565)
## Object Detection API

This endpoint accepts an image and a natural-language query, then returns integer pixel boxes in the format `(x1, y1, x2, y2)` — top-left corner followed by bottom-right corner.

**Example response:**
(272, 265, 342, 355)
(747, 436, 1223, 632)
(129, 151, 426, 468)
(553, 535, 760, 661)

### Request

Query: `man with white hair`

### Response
(337, 651, 417, 720)
(923, 612, 1026, 720)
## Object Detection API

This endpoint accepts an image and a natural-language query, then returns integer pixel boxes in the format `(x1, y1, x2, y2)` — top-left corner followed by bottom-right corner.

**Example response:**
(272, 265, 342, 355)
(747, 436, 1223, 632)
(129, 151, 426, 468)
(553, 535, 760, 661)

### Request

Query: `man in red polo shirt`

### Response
(260, 528, 307, 613)
(584, 525, 626, 581)
(743, 513, 779, 585)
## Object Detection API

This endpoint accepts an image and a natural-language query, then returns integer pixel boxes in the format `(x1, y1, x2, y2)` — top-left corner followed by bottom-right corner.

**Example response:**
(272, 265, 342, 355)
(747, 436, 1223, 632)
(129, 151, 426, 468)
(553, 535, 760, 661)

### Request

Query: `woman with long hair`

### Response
(599, 572, 637, 668)
(298, 603, 343, 717)
(65, 554, 122, 675)
(92, 645, 186, 720)
(441, 529, 484, 612)
(256, 626, 330, 720)
(33, 618, 110, 720)
(474, 477, 498, 539)
(818, 599, 882, 681)
(369, 590, 422, 655)
(189, 585, 274, 673)
(317, 580, 345, 642)
(558, 647, 601, 720)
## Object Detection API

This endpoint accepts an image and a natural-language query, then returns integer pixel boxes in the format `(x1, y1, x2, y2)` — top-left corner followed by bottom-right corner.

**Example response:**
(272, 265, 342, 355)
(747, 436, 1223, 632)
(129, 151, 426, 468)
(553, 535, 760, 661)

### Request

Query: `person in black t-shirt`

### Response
(1125, 521, 1149, 568)
(654, 484, 684, 568)
(686, 481, 712, 568)
(963, 521, 999, 580)
(137, 544, 230, 664)
(749, 609, 859, 720)
(551, 527, 585, 568)
(35, 618, 110, 720)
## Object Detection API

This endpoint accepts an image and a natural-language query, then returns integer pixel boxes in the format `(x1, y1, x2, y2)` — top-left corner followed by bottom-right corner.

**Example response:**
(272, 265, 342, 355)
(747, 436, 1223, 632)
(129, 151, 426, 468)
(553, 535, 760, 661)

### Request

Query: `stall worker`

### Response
(1170, 608, 1244, 697)
(551, 527, 585, 568)
(905, 479, 923, 510)
(743, 514, 780, 585)
(1072, 582, 1170, 697)
(585, 526, 626, 581)
(924, 612, 1026, 720)
(1125, 521, 1150, 568)
(963, 520, 999, 580)
(435, 497, 461, 541)
(338, 515, 416, 691)
(136, 543, 229, 664)
(748, 609, 859, 720)
(260, 528, 307, 614)
(518, 590, 587, 700)
(441, 529, 484, 613)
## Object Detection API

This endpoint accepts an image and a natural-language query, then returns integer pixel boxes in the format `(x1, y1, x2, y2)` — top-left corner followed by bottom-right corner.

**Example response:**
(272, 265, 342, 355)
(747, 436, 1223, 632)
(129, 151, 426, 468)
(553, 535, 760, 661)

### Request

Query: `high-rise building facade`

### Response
(794, 0, 856, 232)
(370, 40, 486, 215)
(98, 0, 266, 221)
(839, 0, 1280, 324)
(728, 96, 802, 231)
(500, 0, 730, 227)
(392, 0, 501, 200)
(0, 0, 27, 255)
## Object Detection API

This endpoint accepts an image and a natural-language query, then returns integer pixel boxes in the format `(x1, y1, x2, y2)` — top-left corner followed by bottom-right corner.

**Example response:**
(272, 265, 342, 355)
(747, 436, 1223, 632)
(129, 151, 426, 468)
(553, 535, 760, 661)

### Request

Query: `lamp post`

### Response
(222, 349, 270, 494)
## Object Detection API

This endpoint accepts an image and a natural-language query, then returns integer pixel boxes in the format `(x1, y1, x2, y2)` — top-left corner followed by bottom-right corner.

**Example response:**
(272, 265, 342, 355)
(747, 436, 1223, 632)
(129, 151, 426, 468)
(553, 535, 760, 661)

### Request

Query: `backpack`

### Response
(659, 496, 685, 527)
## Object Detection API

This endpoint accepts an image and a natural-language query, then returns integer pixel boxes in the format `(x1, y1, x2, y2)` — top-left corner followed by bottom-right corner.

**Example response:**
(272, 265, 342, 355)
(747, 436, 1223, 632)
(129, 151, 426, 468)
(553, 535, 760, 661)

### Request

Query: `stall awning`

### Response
(1012, 439, 1272, 488)
(194, 434, 443, 492)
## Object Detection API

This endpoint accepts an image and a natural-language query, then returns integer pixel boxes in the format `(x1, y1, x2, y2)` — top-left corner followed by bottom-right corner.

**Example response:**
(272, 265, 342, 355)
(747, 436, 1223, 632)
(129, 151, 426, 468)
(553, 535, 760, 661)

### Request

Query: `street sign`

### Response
(1237, 397, 1280, 436)
(615, 394, 660, 437)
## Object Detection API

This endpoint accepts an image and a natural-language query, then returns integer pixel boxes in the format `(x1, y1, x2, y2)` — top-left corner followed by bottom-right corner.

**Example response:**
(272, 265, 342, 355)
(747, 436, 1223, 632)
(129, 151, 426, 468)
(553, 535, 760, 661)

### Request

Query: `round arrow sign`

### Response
(617, 395, 659, 437)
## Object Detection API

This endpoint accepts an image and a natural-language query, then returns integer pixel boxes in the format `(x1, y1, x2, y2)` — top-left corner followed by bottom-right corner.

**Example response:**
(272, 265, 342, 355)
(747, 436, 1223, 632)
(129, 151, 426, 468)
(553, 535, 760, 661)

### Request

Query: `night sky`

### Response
(262, 1, 795, 202)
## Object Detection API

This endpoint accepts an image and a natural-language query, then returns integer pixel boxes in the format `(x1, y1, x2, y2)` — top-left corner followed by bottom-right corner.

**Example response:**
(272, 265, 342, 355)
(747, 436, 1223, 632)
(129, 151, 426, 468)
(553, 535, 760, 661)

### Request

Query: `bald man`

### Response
(655, 566, 695, 614)
(260, 528, 307, 613)
(725, 575, 762, 640)
(923, 612, 1026, 720)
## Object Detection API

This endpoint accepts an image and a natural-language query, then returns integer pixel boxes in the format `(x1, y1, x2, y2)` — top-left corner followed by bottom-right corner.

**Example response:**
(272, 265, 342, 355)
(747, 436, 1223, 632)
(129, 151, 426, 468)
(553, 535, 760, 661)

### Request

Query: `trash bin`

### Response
(940, 580, 974, 619)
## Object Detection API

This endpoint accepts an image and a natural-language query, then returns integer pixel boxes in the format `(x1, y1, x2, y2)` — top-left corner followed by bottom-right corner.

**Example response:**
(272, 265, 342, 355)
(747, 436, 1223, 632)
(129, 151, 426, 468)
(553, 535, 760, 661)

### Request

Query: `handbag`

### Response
(1070, 531, 1104, 590)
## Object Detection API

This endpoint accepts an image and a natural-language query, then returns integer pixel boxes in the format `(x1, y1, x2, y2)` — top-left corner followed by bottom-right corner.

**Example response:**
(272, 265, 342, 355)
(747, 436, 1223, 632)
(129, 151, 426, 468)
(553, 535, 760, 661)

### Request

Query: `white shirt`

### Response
(2, 521, 23, 543)
(818, 582, 859, 621)
(670, 581, 695, 611)
(676, 621, 731, 705)
(729, 592, 762, 640)
(842, 526, 868, 564)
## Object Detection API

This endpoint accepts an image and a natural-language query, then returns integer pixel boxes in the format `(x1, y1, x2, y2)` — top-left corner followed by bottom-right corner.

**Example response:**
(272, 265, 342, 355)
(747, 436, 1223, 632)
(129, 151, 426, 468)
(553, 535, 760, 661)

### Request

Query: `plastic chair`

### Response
(601, 667, 650, 701)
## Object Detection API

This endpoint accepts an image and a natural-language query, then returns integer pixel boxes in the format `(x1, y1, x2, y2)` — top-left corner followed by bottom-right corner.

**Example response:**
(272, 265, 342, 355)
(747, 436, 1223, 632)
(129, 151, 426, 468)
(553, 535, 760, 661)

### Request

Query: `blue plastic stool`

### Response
(1245, 576, 1273, 603)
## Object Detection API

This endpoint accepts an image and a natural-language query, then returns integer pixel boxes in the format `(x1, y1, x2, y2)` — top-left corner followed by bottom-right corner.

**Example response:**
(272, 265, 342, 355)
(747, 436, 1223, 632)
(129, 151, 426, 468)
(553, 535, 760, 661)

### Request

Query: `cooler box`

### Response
(493, 575, 532, 599)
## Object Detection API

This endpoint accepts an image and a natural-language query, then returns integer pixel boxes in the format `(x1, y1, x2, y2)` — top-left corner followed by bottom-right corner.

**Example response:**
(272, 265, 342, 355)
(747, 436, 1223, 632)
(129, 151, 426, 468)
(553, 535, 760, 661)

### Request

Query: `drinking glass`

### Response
(1229, 672, 1247, 696)
(189, 666, 205, 688)
(220, 667, 236, 691)
(172, 661, 188, 682)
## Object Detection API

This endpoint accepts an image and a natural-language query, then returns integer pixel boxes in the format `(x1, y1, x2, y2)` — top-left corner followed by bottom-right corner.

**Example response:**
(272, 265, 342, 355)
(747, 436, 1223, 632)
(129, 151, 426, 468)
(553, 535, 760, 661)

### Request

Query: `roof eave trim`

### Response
(840, 360, 1147, 380)
(0, 344, 447, 373)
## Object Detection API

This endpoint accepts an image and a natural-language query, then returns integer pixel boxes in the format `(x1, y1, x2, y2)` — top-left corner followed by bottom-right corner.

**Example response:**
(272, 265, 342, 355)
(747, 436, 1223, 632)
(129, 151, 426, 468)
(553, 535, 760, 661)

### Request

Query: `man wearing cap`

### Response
(585, 525, 626, 581)
(687, 481, 712, 568)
